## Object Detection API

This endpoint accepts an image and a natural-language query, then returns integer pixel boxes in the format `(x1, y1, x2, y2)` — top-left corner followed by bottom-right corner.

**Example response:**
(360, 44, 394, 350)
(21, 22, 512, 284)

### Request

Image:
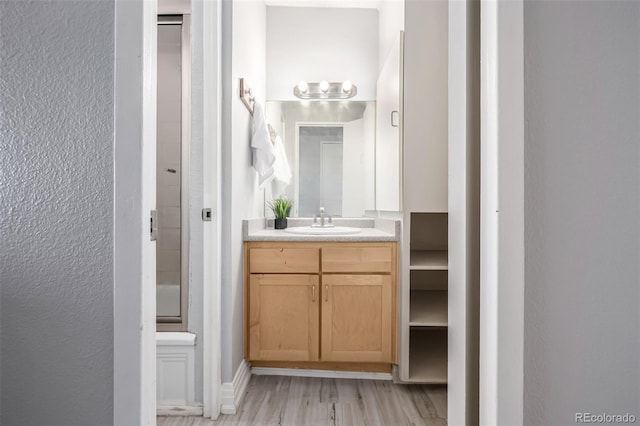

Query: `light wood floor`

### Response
(158, 375, 447, 426)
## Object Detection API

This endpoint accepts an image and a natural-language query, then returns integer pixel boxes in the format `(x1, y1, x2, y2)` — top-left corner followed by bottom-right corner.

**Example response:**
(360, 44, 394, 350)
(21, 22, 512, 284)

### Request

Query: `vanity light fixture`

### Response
(297, 81, 309, 94)
(293, 80, 358, 99)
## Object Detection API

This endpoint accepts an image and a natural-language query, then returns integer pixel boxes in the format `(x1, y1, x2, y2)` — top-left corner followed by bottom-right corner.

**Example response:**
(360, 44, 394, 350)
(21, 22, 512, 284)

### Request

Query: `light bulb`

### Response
(319, 80, 330, 93)
(297, 81, 308, 93)
(342, 80, 353, 93)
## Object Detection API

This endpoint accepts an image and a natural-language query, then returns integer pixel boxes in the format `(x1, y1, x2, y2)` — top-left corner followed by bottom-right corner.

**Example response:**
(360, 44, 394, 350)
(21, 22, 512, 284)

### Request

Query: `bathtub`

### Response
(156, 284, 180, 317)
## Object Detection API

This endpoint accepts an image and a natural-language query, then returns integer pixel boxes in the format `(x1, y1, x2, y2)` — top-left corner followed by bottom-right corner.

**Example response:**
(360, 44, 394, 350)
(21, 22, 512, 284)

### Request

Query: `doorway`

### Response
(115, 0, 223, 422)
(296, 125, 344, 217)
(319, 141, 343, 216)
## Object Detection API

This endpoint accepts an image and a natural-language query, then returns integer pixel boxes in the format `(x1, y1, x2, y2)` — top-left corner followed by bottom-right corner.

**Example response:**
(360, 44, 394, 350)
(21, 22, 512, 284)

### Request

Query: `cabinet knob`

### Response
(312, 285, 316, 302)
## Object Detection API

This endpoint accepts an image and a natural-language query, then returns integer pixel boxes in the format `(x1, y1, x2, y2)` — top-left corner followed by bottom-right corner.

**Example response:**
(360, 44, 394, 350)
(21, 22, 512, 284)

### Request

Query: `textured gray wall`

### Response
(524, 2, 640, 424)
(0, 1, 115, 424)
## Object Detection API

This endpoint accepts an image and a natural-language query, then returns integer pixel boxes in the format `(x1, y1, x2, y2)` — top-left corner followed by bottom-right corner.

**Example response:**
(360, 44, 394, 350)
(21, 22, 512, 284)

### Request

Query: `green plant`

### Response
(267, 196, 294, 219)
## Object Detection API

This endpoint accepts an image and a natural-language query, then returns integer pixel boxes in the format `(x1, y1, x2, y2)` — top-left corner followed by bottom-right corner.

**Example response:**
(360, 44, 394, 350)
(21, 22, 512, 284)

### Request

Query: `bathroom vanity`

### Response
(243, 218, 400, 372)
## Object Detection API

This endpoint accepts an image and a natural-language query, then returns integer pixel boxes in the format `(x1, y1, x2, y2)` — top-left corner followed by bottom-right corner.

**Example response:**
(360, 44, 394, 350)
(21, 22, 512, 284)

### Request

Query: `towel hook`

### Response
(239, 78, 255, 116)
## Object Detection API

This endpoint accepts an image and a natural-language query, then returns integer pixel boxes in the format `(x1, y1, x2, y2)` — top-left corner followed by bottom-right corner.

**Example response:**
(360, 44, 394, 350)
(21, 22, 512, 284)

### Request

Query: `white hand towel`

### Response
(251, 102, 275, 187)
(271, 133, 292, 186)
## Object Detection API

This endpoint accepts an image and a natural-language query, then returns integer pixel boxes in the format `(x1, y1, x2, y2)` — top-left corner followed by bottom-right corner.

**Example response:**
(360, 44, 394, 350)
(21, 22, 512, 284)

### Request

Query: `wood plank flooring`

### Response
(158, 375, 447, 426)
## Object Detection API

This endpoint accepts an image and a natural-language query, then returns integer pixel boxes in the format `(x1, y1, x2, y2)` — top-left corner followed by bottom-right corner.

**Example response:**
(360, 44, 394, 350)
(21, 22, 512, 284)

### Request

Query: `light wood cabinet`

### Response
(321, 274, 392, 362)
(245, 242, 397, 369)
(249, 274, 319, 361)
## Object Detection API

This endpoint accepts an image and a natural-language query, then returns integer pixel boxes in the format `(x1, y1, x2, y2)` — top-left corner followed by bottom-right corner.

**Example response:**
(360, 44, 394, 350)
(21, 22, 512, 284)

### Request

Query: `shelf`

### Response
(408, 329, 447, 383)
(410, 291, 447, 327)
(410, 270, 448, 291)
(410, 213, 448, 251)
(407, 212, 448, 384)
(410, 250, 448, 270)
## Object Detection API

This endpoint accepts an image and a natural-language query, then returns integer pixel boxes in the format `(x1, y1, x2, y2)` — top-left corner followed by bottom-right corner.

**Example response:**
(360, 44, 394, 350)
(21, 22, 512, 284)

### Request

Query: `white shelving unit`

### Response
(409, 291, 448, 327)
(405, 212, 448, 383)
(409, 251, 448, 270)
(408, 328, 447, 383)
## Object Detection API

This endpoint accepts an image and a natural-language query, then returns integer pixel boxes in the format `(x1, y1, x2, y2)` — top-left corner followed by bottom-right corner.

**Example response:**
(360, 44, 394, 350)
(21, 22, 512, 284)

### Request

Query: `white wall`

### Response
(0, 1, 115, 424)
(402, 0, 448, 213)
(377, 0, 404, 74)
(221, 0, 267, 383)
(266, 6, 378, 101)
(362, 104, 376, 214)
(374, 0, 403, 212)
(375, 35, 401, 211)
(523, 2, 640, 424)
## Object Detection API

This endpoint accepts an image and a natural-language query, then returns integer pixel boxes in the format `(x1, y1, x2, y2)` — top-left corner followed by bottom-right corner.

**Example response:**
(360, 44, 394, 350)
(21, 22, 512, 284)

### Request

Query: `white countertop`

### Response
(243, 217, 401, 242)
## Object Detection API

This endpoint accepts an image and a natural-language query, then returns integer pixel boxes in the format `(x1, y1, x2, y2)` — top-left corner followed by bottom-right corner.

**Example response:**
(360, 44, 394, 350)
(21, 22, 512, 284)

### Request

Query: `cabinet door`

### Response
(249, 274, 319, 361)
(321, 274, 392, 362)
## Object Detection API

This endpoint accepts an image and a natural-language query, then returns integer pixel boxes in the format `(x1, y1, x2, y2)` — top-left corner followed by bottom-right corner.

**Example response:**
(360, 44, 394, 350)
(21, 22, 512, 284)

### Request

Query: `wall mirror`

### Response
(266, 101, 376, 218)
(264, 3, 403, 217)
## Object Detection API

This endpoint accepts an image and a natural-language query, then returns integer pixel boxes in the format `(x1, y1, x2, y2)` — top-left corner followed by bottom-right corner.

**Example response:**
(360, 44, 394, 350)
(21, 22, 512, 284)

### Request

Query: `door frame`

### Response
(114, 0, 223, 421)
(448, 0, 525, 423)
(200, 0, 223, 419)
(479, 0, 525, 424)
(113, 0, 527, 422)
(113, 0, 158, 424)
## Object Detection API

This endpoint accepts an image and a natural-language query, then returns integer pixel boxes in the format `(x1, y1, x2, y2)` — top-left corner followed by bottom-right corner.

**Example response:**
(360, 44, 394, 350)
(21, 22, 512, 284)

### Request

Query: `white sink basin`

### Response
(284, 226, 362, 236)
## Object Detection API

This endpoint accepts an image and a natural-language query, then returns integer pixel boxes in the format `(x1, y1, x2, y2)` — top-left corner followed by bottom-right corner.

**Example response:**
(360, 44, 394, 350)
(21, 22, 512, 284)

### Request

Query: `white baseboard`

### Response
(220, 359, 251, 415)
(251, 367, 392, 381)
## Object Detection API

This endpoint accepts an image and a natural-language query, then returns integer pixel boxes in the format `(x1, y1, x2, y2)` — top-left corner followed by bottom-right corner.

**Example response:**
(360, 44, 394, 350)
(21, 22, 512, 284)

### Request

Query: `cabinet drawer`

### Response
(250, 248, 319, 273)
(322, 246, 393, 273)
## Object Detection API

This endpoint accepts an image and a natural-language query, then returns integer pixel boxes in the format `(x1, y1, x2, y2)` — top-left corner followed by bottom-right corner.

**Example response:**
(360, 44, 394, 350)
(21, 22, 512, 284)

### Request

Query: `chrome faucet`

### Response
(313, 207, 334, 228)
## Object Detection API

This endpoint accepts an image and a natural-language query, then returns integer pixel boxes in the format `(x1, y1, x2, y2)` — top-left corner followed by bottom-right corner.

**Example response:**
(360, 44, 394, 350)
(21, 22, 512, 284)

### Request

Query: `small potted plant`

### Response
(268, 196, 294, 230)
